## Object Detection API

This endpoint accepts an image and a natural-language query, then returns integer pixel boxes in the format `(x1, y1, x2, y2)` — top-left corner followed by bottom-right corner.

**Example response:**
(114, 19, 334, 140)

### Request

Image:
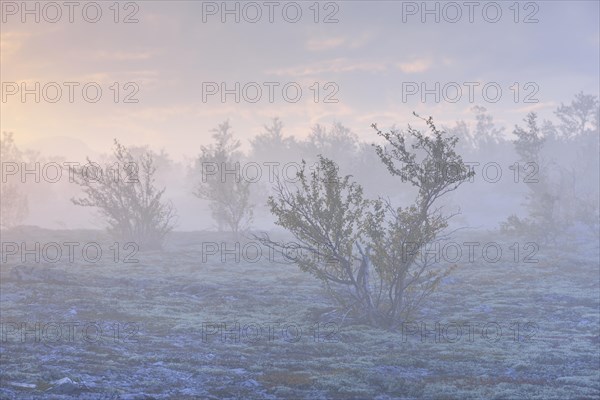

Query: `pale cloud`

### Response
(348, 31, 375, 49)
(442, 57, 456, 67)
(125, 105, 195, 122)
(72, 70, 162, 87)
(306, 31, 375, 51)
(0, 31, 31, 59)
(306, 37, 346, 51)
(396, 59, 431, 73)
(123, 104, 261, 123)
(267, 58, 386, 77)
(92, 50, 158, 61)
(77, 72, 116, 85)
(106, 69, 164, 89)
(512, 102, 557, 114)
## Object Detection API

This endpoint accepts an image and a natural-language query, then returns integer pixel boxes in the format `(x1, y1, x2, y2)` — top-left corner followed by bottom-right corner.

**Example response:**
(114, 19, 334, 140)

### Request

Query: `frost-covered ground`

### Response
(1, 228, 598, 399)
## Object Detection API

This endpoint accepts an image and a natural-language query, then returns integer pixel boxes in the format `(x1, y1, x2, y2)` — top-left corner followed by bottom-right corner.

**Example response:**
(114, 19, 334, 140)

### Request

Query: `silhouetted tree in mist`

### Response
(0, 132, 29, 229)
(301, 122, 360, 172)
(554, 92, 599, 139)
(548, 93, 599, 238)
(250, 117, 298, 164)
(71, 139, 177, 250)
(501, 113, 558, 241)
(194, 121, 254, 236)
(503, 93, 600, 241)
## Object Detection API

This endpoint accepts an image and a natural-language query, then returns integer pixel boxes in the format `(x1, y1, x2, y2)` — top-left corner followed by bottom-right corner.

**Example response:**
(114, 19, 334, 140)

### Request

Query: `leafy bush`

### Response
(258, 114, 473, 329)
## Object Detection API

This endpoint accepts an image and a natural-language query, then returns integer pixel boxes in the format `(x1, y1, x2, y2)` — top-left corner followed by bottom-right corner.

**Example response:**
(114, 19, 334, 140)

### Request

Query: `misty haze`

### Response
(0, 1, 599, 399)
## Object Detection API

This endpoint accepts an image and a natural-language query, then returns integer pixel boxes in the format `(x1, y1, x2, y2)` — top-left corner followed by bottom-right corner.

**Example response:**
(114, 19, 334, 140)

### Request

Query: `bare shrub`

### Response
(71, 139, 176, 250)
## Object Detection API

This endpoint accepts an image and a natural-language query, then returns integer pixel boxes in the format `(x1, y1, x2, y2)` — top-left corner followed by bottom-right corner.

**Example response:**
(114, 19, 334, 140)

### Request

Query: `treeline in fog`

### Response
(2, 93, 598, 246)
